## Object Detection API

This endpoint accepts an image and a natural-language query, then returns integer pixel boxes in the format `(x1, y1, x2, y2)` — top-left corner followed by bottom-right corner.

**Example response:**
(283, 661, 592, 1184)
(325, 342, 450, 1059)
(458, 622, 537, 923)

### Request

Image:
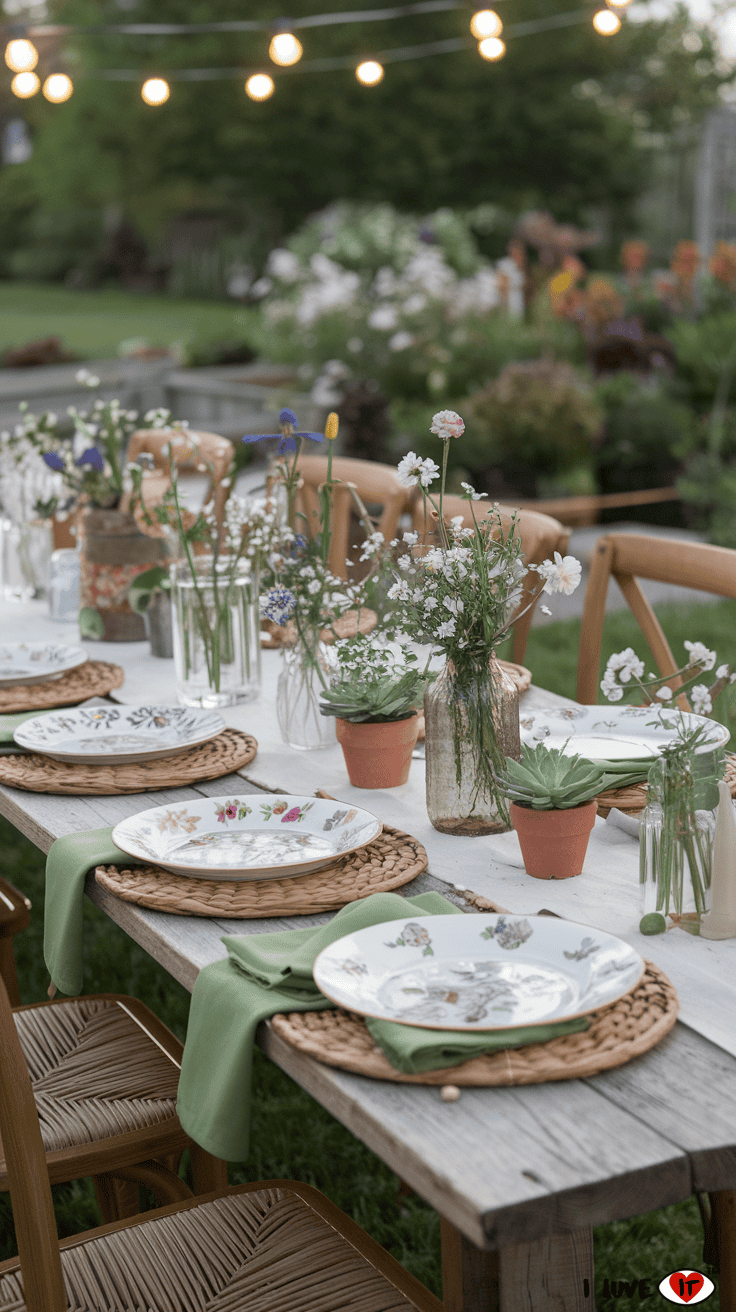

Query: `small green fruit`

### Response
(639, 912, 667, 936)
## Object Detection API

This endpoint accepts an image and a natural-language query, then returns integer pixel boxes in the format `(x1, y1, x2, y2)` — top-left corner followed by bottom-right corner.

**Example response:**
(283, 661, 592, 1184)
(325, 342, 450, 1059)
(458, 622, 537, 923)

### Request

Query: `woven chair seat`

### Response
(0, 1186, 420, 1311)
(0, 997, 180, 1186)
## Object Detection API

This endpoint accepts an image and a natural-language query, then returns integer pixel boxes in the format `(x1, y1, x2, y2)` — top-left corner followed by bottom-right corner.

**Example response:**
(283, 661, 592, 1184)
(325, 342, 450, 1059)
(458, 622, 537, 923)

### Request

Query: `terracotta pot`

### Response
(335, 715, 419, 789)
(79, 508, 168, 642)
(510, 800, 598, 879)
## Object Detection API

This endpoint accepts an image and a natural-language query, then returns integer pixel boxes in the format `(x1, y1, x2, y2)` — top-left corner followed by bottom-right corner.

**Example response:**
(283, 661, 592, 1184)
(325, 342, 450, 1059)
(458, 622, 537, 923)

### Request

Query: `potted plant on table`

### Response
(496, 742, 606, 878)
(319, 635, 429, 788)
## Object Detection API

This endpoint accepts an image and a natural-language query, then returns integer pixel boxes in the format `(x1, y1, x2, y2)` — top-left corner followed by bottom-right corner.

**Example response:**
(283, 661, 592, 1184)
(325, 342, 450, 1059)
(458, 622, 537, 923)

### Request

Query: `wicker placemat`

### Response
(94, 823, 427, 917)
(0, 728, 257, 795)
(261, 608, 378, 650)
(269, 961, 677, 1085)
(596, 752, 736, 819)
(0, 661, 124, 713)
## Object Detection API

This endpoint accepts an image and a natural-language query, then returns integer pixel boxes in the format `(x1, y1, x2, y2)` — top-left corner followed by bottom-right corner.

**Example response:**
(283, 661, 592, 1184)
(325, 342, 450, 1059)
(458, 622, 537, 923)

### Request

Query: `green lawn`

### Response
(0, 281, 248, 359)
(1, 596, 731, 1302)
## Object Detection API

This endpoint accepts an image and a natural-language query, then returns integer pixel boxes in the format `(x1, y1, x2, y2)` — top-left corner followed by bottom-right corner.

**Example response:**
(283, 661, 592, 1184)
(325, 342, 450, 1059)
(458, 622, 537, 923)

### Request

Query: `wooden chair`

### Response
(0, 876, 31, 1007)
(0, 975, 443, 1312)
(576, 533, 736, 704)
(292, 455, 415, 579)
(0, 990, 226, 1224)
(123, 428, 235, 529)
(412, 495, 570, 665)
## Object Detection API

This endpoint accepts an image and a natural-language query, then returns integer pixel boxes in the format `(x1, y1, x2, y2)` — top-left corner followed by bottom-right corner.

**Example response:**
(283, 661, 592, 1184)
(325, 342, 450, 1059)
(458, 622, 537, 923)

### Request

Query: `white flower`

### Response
(684, 641, 716, 671)
(436, 618, 456, 638)
(604, 648, 645, 687)
(716, 664, 729, 680)
(430, 409, 465, 441)
(600, 670, 625, 702)
(460, 481, 487, 500)
(423, 596, 438, 611)
(389, 331, 415, 352)
(444, 596, 464, 615)
(307, 578, 322, 595)
(397, 554, 412, 571)
(450, 515, 464, 531)
(387, 580, 411, 602)
(535, 553, 582, 596)
(396, 452, 439, 489)
(691, 684, 713, 715)
(540, 605, 551, 616)
(267, 248, 302, 282)
(368, 303, 399, 331)
(656, 686, 673, 700)
(402, 530, 418, 546)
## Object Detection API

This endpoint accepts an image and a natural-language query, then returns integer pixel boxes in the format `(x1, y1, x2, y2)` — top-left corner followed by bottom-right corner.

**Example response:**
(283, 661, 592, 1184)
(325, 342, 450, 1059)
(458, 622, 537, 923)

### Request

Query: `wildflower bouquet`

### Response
(383, 410, 582, 834)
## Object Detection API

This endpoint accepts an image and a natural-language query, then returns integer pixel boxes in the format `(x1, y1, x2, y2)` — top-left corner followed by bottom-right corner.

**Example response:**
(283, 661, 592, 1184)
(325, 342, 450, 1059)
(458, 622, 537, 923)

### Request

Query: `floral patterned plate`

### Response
(112, 794, 383, 881)
(15, 705, 225, 764)
(519, 704, 729, 761)
(0, 642, 87, 688)
(313, 914, 644, 1030)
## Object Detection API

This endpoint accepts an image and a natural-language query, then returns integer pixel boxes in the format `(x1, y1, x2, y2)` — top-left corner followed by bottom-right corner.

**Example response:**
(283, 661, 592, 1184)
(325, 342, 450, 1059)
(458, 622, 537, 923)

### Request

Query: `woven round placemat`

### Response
(596, 752, 736, 819)
(0, 727, 257, 795)
(270, 960, 677, 1085)
(0, 660, 124, 714)
(94, 823, 427, 917)
(261, 608, 378, 650)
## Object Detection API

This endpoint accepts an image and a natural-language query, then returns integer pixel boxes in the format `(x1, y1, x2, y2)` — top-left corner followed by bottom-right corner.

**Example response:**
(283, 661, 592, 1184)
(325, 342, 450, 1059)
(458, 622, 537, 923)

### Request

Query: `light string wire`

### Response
(13, 10, 599, 83)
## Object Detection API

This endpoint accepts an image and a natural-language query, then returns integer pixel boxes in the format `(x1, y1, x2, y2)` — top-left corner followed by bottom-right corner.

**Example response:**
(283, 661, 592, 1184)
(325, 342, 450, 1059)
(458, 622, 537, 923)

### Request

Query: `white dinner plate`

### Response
(519, 704, 729, 760)
(112, 794, 382, 881)
(14, 705, 224, 764)
(313, 914, 644, 1031)
(0, 642, 87, 688)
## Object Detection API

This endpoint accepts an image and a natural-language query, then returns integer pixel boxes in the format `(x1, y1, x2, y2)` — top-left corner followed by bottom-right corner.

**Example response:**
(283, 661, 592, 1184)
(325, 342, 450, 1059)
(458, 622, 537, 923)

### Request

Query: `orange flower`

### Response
(709, 241, 736, 290)
(671, 240, 699, 282)
(620, 240, 650, 275)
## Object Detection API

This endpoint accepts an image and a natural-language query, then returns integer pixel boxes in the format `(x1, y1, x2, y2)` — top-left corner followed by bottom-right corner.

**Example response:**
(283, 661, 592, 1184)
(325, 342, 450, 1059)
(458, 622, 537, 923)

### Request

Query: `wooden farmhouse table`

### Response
(2, 600, 736, 1312)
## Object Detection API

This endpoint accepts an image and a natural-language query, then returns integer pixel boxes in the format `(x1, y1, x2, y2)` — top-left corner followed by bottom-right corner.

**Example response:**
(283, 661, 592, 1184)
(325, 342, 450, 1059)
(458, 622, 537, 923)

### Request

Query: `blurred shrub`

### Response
(8, 207, 104, 284)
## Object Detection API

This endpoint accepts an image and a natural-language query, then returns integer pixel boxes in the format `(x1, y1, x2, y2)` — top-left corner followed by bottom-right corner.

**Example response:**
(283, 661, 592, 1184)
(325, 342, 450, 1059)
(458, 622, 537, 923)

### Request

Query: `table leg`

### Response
(440, 1219, 594, 1312)
(710, 1191, 736, 1312)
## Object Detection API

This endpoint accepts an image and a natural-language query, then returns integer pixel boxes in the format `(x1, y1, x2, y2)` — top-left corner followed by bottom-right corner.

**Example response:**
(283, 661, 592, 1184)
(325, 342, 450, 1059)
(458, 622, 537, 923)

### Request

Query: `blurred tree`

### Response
(1, 0, 732, 259)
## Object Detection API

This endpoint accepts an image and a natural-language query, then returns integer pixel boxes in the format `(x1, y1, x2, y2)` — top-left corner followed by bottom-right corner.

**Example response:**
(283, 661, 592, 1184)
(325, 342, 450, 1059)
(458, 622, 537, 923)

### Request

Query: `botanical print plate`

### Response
(313, 914, 644, 1030)
(0, 643, 87, 688)
(112, 794, 383, 881)
(519, 705, 729, 761)
(14, 705, 225, 765)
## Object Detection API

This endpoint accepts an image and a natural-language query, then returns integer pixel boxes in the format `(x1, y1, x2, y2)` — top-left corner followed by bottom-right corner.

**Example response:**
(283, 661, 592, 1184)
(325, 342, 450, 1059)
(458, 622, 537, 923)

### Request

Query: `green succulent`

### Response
(498, 742, 608, 810)
(319, 669, 427, 724)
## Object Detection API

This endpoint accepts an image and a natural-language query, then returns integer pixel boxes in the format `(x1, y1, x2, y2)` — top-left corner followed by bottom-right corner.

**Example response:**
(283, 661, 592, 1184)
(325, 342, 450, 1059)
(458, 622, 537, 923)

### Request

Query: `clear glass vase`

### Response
(277, 635, 336, 751)
(171, 555, 261, 707)
(1, 519, 53, 601)
(639, 749, 724, 933)
(424, 654, 521, 835)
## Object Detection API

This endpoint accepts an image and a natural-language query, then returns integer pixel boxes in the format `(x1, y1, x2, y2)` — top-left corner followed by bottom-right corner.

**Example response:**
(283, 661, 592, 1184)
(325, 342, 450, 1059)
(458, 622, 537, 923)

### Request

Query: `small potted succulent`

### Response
(319, 636, 429, 788)
(497, 743, 605, 879)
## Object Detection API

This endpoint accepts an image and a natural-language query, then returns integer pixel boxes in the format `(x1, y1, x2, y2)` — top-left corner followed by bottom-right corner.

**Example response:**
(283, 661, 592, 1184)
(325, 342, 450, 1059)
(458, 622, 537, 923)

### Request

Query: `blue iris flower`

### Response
(242, 407, 323, 455)
(76, 446, 104, 471)
(42, 452, 65, 472)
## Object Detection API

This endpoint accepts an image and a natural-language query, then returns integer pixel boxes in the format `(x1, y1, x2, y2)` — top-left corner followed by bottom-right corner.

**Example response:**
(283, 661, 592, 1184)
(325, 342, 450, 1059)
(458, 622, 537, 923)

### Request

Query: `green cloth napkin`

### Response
(44, 826, 144, 997)
(177, 891, 589, 1161)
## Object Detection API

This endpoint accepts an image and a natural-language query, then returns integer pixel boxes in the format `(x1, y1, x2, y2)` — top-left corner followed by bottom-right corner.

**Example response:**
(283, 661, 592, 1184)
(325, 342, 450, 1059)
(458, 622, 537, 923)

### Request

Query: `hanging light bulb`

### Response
(356, 60, 384, 86)
(5, 38, 38, 72)
(141, 77, 170, 105)
(269, 32, 302, 66)
(607, 0, 632, 7)
(11, 70, 40, 98)
(42, 73, 73, 102)
(593, 9, 622, 33)
(246, 72, 275, 101)
(478, 36, 506, 60)
(470, 10, 502, 40)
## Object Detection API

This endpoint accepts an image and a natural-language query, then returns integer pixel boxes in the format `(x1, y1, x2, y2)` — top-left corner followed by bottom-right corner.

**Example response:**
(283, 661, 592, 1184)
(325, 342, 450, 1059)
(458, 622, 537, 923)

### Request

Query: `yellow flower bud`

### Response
(325, 412, 339, 441)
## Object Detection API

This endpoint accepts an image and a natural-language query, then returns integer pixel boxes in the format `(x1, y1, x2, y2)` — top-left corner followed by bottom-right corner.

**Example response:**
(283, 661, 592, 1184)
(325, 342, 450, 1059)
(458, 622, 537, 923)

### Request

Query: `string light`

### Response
(246, 72, 275, 100)
(141, 77, 170, 104)
(42, 73, 74, 102)
(5, 38, 38, 72)
(478, 35, 505, 60)
(11, 70, 40, 97)
(356, 59, 384, 85)
(470, 10, 502, 40)
(269, 32, 303, 66)
(592, 9, 621, 34)
(606, 0, 632, 8)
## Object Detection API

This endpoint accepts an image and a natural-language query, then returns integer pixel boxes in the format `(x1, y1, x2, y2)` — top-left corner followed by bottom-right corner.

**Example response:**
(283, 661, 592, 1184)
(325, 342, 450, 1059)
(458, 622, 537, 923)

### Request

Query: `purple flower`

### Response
(242, 408, 324, 455)
(76, 446, 104, 471)
(42, 452, 65, 472)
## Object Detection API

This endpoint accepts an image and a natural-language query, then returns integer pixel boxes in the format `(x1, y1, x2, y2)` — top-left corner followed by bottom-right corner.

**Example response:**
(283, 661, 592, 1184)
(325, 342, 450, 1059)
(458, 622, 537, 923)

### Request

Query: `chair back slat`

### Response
(0, 974, 66, 1310)
(292, 456, 415, 576)
(576, 533, 736, 704)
